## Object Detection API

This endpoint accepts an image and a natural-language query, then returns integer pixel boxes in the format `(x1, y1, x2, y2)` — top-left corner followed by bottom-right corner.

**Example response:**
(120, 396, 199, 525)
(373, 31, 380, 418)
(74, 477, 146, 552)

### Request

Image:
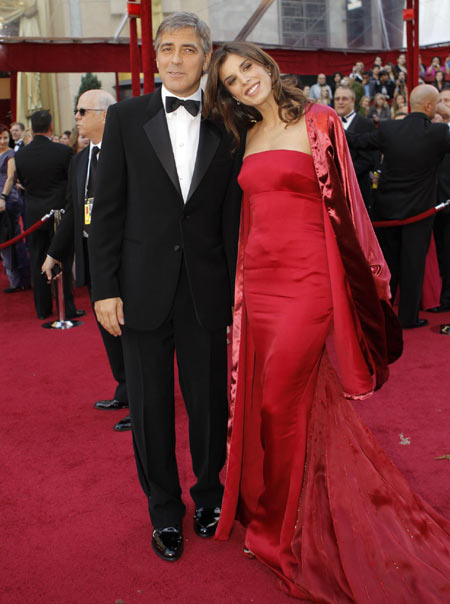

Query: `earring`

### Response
(234, 98, 240, 105)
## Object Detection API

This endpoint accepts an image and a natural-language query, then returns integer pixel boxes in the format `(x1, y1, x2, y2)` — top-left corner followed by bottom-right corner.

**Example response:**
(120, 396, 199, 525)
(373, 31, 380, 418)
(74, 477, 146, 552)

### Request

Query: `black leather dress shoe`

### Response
(38, 312, 52, 320)
(94, 399, 129, 410)
(152, 527, 183, 561)
(3, 285, 30, 293)
(427, 304, 450, 313)
(402, 318, 429, 329)
(65, 309, 86, 320)
(113, 415, 132, 431)
(193, 506, 221, 538)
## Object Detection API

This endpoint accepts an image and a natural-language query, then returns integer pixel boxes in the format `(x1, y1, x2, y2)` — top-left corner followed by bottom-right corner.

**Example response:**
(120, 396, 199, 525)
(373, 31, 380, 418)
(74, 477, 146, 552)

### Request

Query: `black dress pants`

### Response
(434, 211, 450, 307)
(29, 222, 75, 317)
(122, 263, 228, 529)
(84, 237, 127, 403)
(377, 216, 434, 326)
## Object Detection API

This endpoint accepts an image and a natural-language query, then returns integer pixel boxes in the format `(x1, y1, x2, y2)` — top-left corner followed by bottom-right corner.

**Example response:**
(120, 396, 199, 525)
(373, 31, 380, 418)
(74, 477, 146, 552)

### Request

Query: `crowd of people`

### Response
(305, 52, 450, 122)
(2, 11, 450, 603)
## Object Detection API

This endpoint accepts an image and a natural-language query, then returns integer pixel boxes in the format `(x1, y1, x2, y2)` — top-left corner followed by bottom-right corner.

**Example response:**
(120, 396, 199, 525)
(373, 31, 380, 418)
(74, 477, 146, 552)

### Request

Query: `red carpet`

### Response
(1, 271, 449, 604)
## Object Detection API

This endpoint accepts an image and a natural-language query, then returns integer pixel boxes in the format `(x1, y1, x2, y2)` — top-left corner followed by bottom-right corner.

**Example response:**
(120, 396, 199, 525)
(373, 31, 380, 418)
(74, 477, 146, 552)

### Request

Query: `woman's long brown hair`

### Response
(203, 41, 307, 149)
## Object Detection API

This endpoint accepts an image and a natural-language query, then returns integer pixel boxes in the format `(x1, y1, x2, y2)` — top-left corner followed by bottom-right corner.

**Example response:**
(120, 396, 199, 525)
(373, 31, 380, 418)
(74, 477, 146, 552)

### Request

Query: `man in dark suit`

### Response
(334, 85, 378, 214)
(42, 90, 129, 428)
(347, 85, 450, 328)
(89, 12, 241, 562)
(10, 122, 25, 153)
(431, 88, 450, 313)
(15, 110, 82, 320)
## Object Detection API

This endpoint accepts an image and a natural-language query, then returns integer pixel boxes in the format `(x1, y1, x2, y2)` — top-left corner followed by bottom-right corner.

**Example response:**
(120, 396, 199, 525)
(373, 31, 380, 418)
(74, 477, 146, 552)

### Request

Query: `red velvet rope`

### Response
(372, 200, 450, 228)
(0, 211, 54, 250)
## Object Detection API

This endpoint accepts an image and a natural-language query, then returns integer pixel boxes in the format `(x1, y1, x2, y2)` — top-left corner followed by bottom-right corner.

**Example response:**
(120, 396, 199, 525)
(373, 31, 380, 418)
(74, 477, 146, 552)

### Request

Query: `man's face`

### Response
(373, 66, 380, 77)
(380, 73, 388, 83)
(362, 74, 369, 84)
(156, 27, 210, 97)
(10, 124, 23, 142)
(75, 93, 106, 140)
(356, 62, 364, 72)
(440, 90, 450, 109)
(334, 88, 355, 117)
(317, 73, 326, 85)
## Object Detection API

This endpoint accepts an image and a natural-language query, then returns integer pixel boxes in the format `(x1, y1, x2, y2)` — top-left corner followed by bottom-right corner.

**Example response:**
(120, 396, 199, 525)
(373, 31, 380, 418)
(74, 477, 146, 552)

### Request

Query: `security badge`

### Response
(84, 197, 94, 225)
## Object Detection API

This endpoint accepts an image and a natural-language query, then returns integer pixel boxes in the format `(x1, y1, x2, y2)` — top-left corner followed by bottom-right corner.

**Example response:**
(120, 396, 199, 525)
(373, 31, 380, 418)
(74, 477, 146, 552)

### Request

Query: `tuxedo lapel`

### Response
(186, 119, 220, 203)
(76, 147, 89, 205)
(143, 91, 182, 198)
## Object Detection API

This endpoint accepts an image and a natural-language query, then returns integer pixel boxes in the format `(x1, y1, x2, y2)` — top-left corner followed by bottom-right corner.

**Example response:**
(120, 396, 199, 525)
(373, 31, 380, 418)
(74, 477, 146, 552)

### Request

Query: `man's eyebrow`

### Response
(159, 42, 199, 50)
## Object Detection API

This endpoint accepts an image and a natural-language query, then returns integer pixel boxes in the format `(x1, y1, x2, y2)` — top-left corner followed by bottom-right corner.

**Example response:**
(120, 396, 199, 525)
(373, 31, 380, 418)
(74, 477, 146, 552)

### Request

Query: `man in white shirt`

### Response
(335, 85, 377, 212)
(88, 12, 241, 562)
(10, 122, 25, 153)
(42, 89, 130, 428)
(309, 73, 333, 100)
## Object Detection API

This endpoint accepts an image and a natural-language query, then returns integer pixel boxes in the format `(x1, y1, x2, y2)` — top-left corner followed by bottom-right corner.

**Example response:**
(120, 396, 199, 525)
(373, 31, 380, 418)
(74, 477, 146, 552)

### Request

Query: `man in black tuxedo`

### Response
(89, 12, 241, 562)
(347, 85, 450, 328)
(432, 88, 450, 313)
(10, 122, 25, 152)
(41, 90, 129, 428)
(15, 110, 82, 320)
(334, 85, 378, 214)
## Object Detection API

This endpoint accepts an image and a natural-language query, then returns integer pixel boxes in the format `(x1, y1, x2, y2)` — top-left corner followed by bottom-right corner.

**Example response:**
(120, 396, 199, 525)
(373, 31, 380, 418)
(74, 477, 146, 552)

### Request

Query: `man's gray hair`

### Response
(154, 12, 212, 56)
(96, 90, 117, 110)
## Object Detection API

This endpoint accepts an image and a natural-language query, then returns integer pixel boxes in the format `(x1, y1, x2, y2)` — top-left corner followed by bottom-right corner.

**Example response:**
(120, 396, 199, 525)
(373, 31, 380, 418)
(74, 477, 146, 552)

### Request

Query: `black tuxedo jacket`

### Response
(15, 136, 73, 227)
(89, 90, 242, 331)
(48, 146, 90, 285)
(347, 112, 450, 220)
(437, 147, 450, 213)
(346, 114, 378, 208)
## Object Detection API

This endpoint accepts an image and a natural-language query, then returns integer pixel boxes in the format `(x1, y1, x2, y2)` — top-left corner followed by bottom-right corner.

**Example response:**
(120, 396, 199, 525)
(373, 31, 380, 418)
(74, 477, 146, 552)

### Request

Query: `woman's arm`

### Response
(0, 156, 16, 212)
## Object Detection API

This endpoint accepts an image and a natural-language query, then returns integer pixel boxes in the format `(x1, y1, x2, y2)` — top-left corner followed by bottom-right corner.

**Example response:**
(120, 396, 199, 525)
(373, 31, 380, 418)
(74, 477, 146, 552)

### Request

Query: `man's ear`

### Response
(203, 51, 212, 74)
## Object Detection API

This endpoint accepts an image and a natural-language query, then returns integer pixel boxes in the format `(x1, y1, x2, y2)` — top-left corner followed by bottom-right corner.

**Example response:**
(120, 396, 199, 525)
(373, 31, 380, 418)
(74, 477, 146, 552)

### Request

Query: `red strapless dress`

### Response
(216, 150, 450, 603)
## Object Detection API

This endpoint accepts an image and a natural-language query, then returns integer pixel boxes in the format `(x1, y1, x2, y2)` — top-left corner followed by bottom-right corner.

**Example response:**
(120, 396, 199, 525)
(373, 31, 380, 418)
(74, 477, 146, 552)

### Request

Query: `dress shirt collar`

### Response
(161, 84, 202, 115)
(89, 140, 102, 153)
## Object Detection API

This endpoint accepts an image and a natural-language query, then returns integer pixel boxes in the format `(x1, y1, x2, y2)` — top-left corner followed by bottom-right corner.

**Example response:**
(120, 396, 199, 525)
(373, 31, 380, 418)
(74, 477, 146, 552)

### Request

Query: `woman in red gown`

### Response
(204, 43, 450, 602)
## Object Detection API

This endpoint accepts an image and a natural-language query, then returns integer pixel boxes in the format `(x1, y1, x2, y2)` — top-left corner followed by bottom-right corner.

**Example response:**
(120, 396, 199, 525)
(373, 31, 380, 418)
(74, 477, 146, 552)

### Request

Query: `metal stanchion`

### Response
(42, 209, 82, 330)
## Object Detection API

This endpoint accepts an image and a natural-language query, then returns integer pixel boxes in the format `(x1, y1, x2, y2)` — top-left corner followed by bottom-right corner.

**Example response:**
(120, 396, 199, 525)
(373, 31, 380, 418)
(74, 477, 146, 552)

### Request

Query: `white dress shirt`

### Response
(83, 141, 102, 237)
(341, 111, 357, 131)
(161, 84, 202, 203)
(85, 140, 102, 196)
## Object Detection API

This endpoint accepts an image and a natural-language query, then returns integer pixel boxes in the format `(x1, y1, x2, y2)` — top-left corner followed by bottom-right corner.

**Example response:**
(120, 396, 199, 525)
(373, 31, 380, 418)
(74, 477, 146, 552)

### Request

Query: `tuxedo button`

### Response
(173, 244, 182, 252)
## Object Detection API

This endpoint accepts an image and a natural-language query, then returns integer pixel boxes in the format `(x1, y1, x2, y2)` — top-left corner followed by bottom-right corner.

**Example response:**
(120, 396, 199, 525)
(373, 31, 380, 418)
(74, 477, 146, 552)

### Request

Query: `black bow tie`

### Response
(165, 96, 200, 117)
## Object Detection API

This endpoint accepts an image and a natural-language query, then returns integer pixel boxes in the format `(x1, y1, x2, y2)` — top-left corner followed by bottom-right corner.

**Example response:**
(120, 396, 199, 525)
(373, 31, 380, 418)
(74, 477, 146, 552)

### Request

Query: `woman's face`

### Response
(334, 73, 341, 84)
(220, 52, 273, 108)
(60, 133, 70, 145)
(77, 134, 89, 150)
(397, 95, 405, 105)
(436, 71, 444, 82)
(361, 97, 370, 108)
(0, 131, 9, 149)
(375, 94, 384, 107)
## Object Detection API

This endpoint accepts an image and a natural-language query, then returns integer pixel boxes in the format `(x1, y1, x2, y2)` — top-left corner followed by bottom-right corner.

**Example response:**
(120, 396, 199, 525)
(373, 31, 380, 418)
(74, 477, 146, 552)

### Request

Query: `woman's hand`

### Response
(0, 198, 5, 213)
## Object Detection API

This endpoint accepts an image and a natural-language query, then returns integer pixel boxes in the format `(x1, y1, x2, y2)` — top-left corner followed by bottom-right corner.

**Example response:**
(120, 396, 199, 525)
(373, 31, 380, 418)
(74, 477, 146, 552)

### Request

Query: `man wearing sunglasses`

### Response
(15, 110, 82, 320)
(42, 90, 130, 430)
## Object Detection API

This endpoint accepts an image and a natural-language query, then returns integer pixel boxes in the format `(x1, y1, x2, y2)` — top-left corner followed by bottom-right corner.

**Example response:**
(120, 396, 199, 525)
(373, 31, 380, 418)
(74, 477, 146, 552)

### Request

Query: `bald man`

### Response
(347, 84, 450, 328)
(42, 90, 130, 427)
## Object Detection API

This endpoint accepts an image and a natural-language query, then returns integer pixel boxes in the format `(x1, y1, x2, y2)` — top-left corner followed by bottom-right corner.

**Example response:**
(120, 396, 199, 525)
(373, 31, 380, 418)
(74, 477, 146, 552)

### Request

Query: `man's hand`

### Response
(94, 297, 125, 337)
(41, 255, 60, 283)
(436, 100, 450, 119)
